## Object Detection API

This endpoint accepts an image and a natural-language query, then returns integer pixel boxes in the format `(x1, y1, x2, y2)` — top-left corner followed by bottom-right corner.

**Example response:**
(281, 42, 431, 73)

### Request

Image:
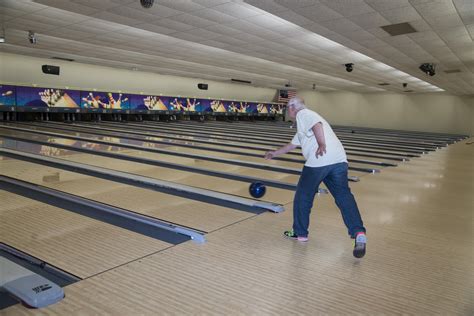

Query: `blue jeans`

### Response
(293, 162, 366, 238)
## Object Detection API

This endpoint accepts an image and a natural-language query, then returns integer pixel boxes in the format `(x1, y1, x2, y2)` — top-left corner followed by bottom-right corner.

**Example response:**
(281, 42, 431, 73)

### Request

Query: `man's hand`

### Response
(264, 151, 276, 160)
(316, 143, 326, 158)
(264, 143, 297, 160)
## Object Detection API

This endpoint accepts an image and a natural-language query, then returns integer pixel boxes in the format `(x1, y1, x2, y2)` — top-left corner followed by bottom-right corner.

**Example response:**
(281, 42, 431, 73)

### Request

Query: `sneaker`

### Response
(353, 232, 366, 258)
(284, 230, 308, 242)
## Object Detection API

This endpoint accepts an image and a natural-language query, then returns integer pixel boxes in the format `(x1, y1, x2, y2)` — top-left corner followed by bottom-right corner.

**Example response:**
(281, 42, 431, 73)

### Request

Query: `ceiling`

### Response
(0, 0, 472, 95)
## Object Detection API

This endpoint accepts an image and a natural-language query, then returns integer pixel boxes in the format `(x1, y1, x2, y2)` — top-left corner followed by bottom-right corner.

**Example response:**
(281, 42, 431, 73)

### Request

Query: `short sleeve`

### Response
(291, 134, 300, 146)
(303, 111, 323, 132)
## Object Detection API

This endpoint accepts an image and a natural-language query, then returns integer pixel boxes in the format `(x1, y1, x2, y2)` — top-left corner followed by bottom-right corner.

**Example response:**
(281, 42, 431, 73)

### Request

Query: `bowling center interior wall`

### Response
(0, 52, 276, 102)
(1, 52, 472, 135)
(299, 90, 473, 136)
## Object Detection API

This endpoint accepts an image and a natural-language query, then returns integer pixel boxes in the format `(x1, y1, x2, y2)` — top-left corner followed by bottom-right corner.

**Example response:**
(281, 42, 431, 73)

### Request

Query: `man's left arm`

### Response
(312, 122, 327, 158)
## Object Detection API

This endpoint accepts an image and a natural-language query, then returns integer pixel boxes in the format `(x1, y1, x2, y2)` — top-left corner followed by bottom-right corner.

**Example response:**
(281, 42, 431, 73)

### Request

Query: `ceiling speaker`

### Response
(198, 83, 208, 90)
(42, 65, 60, 75)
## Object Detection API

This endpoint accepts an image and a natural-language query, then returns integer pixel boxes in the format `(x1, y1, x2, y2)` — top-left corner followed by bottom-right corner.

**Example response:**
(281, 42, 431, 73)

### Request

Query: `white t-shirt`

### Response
(291, 109, 347, 167)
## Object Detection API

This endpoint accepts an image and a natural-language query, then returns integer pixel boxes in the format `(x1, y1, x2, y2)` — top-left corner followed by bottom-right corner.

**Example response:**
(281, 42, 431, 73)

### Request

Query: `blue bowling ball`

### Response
(249, 182, 266, 198)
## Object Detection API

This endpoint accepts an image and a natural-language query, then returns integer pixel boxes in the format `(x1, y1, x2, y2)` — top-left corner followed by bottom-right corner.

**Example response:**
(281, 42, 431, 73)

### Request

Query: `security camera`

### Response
(140, 0, 154, 8)
(28, 30, 37, 44)
(403, 83, 407, 88)
(345, 63, 354, 72)
(419, 63, 436, 76)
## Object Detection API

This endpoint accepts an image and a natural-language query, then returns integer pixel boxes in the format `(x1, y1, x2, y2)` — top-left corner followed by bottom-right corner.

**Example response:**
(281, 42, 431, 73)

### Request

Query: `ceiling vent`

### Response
(51, 56, 74, 62)
(381, 22, 417, 36)
(444, 69, 461, 74)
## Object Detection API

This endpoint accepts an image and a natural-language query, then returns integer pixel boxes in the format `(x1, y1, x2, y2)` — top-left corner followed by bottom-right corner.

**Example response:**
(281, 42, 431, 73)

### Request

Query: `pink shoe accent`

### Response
(297, 236, 308, 242)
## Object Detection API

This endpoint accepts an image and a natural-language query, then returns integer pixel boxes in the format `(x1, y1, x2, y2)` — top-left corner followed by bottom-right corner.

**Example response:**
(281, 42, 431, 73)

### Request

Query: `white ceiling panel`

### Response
(152, 18, 196, 32)
(364, 0, 411, 11)
(43, 28, 92, 40)
(173, 13, 217, 28)
(212, 2, 262, 19)
(159, 0, 206, 12)
(192, 0, 232, 8)
(33, 0, 100, 15)
(425, 13, 466, 29)
(203, 23, 242, 36)
(134, 23, 176, 35)
(320, 19, 363, 34)
(90, 11, 142, 27)
(348, 12, 390, 29)
(294, 4, 343, 22)
(5, 17, 57, 32)
(0, 0, 472, 94)
(124, 1, 182, 18)
(322, 0, 375, 17)
(379, 6, 422, 23)
(190, 8, 238, 24)
(107, 5, 160, 23)
(66, 0, 119, 10)
(414, 1, 457, 17)
(0, 0, 47, 13)
(34, 7, 90, 23)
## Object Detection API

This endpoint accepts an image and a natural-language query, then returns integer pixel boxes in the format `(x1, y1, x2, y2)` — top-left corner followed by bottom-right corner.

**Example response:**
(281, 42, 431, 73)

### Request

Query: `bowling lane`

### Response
(117, 121, 432, 151)
(76, 121, 422, 156)
(0, 157, 258, 233)
(0, 190, 171, 279)
(58, 121, 406, 165)
(167, 120, 448, 145)
(4, 123, 372, 178)
(2, 138, 294, 204)
(0, 128, 301, 184)
(33, 121, 288, 156)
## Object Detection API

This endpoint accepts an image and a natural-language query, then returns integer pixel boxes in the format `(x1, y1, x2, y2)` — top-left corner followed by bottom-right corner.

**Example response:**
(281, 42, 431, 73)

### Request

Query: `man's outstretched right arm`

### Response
(264, 143, 298, 160)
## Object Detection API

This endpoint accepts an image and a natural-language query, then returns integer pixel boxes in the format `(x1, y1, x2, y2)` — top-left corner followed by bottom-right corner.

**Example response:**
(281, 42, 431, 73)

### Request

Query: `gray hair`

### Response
(287, 96, 306, 111)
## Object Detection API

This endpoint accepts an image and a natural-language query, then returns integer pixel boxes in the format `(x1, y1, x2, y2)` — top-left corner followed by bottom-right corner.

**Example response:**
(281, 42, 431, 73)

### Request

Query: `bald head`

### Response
(287, 96, 306, 111)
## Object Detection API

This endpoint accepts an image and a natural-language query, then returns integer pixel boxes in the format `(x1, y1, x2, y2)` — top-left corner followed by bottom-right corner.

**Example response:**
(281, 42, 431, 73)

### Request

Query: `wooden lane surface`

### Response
(3, 139, 471, 314)
(108, 121, 431, 152)
(0, 125, 371, 179)
(63, 121, 416, 160)
(1, 128, 300, 182)
(0, 130, 297, 203)
(0, 158, 258, 233)
(0, 191, 171, 279)
(43, 148, 295, 205)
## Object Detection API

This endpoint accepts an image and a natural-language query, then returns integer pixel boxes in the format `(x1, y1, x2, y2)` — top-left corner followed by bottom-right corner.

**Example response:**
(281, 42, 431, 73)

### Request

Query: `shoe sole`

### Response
(283, 235, 308, 242)
(353, 243, 366, 258)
